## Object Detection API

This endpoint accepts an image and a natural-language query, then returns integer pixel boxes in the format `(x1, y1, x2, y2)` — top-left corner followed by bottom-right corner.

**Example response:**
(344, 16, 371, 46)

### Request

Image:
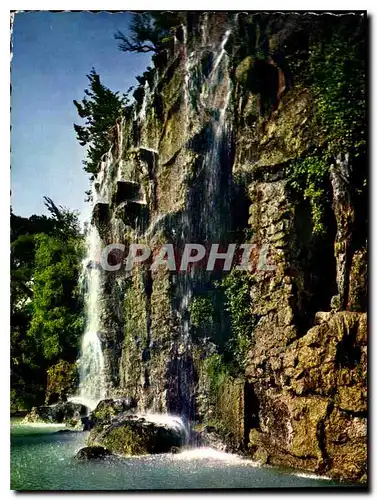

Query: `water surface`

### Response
(11, 422, 349, 491)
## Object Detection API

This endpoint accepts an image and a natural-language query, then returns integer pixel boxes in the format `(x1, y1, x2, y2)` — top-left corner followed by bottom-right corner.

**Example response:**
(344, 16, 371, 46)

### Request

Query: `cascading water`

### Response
(138, 80, 151, 122)
(73, 225, 106, 410)
(202, 28, 232, 243)
(73, 22, 233, 424)
(200, 13, 209, 46)
(70, 150, 116, 411)
(169, 24, 233, 425)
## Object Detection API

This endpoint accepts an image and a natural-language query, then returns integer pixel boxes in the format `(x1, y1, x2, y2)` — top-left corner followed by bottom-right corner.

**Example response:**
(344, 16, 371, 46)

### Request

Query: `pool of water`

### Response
(11, 422, 351, 491)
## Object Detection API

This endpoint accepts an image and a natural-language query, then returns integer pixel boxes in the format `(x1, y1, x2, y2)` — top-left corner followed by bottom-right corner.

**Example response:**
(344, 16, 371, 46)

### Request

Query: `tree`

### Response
(43, 196, 80, 238)
(115, 12, 184, 54)
(73, 68, 127, 174)
(27, 232, 84, 362)
(11, 201, 84, 410)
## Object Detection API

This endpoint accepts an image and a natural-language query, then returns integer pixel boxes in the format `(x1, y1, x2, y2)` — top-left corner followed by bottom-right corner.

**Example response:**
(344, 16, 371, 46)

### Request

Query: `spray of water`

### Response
(140, 413, 189, 443)
(174, 447, 245, 463)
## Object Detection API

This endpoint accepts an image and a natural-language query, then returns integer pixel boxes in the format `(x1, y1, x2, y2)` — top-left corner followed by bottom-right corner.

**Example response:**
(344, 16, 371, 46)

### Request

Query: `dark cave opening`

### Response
(335, 323, 362, 369)
(293, 193, 338, 332)
(243, 381, 260, 447)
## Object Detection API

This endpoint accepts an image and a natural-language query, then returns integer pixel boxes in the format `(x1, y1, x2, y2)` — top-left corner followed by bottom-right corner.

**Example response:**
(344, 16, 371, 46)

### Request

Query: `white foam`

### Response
(174, 447, 243, 463)
(17, 423, 66, 429)
(294, 471, 332, 481)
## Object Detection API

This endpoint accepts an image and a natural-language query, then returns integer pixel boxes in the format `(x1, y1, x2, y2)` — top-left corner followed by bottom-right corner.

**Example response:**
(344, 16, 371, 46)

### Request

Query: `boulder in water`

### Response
(23, 401, 88, 425)
(75, 446, 113, 460)
(88, 414, 185, 456)
(90, 397, 137, 425)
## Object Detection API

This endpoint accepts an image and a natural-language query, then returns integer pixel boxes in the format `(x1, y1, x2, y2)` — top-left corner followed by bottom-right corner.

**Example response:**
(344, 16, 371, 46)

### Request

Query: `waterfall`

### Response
(72, 225, 106, 411)
(182, 24, 191, 119)
(141, 413, 190, 444)
(71, 23, 233, 421)
(200, 13, 209, 46)
(138, 81, 150, 122)
(212, 29, 231, 72)
(169, 25, 233, 425)
(202, 28, 232, 243)
(70, 152, 115, 411)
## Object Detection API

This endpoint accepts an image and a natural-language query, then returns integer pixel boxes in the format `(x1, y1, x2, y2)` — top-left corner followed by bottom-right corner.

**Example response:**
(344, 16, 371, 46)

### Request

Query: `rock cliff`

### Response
(86, 12, 367, 482)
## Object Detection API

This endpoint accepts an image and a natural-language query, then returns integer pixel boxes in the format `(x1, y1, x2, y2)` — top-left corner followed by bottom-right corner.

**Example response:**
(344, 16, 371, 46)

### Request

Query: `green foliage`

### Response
(73, 68, 128, 174)
(45, 360, 78, 404)
(287, 155, 329, 235)
(204, 354, 230, 396)
(115, 12, 185, 54)
(43, 197, 81, 238)
(188, 296, 214, 332)
(11, 200, 84, 411)
(11, 213, 56, 410)
(308, 24, 366, 158)
(28, 233, 84, 361)
(287, 20, 366, 235)
(216, 270, 255, 368)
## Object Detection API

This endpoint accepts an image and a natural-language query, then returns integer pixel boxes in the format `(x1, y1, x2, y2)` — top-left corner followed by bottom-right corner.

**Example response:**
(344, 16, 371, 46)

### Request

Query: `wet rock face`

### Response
(113, 181, 143, 205)
(87, 414, 184, 456)
(92, 203, 110, 240)
(196, 425, 239, 454)
(235, 56, 283, 113)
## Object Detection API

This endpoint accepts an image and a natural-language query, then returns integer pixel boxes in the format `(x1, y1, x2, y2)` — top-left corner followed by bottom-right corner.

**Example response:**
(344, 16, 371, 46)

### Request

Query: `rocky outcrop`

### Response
(23, 401, 88, 426)
(348, 247, 367, 312)
(87, 414, 185, 456)
(90, 397, 137, 426)
(195, 425, 239, 454)
(246, 312, 367, 482)
(330, 154, 355, 311)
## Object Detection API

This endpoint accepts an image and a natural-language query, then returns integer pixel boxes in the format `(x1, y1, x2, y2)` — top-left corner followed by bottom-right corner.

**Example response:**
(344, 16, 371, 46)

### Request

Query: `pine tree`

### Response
(73, 68, 127, 174)
(115, 12, 185, 54)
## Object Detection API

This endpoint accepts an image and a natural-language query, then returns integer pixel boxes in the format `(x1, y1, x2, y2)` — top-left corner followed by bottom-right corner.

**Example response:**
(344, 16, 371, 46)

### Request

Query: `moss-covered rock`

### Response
(348, 247, 367, 312)
(87, 414, 184, 456)
(235, 56, 283, 114)
(45, 360, 78, 405)
(75, 446, 113, 460)
(235, 56, 255, 88)
(23, 402, 87, 425)
(90, 397, 137, 426)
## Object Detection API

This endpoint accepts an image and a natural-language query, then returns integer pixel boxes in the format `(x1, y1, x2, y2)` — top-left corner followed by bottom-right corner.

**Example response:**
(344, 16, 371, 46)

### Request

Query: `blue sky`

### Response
(11, 11, 151, 221)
